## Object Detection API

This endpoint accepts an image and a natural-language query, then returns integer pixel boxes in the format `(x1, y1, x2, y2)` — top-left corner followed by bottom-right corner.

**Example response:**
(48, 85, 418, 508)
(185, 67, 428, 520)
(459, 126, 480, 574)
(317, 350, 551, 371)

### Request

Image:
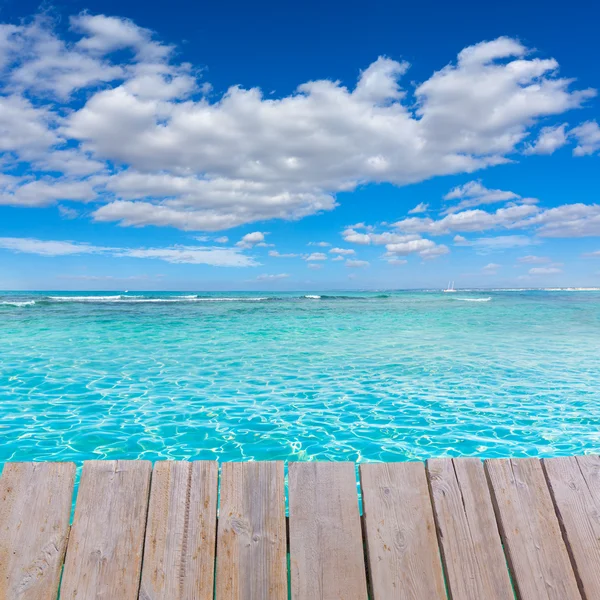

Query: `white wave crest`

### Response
(0, 300, 36, 307)
(453, 297, 492, 302)
(47, 295, 270, 303)
(304, 295, 321, 299)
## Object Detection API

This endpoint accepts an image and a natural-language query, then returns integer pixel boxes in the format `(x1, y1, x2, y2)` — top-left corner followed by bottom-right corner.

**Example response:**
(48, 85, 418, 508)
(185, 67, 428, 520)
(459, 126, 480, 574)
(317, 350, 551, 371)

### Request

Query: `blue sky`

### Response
(0, 0, 599, 290)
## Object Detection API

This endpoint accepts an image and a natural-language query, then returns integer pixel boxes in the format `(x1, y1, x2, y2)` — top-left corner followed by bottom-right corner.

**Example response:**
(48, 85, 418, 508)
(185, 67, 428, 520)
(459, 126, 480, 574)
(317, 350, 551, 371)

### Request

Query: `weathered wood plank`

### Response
(215, 461, 286, 600)
(543, 455, 600, 599)
(289, 462, 368, 600)
(427, 458, 513, 600)
(485, 457, 581, 600)
(360, 461, 445, 600)
(0, 462, 75, 600)
(139, 461, 218, 600)
(60, 460, 152, 600)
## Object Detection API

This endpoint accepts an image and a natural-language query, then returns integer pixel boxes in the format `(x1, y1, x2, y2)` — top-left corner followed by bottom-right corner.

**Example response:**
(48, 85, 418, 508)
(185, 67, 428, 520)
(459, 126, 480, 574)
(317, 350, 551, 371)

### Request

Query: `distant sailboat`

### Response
(443, 281, 456, 293)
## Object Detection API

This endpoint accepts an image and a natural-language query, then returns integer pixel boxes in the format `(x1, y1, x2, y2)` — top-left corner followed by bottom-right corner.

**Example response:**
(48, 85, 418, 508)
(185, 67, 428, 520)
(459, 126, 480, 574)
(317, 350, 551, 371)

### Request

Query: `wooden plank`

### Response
(60, 460, 152, 600)
(139, 461, 218, 600)
(485, 458, 581, 600)
(289, 462, 368, 600)
(216, 461, 286, 600)
(543, 455, 600, 599)
(360, 461, 445, 600)
(0, 462, 75, 600)
(427, 458, 513, 600)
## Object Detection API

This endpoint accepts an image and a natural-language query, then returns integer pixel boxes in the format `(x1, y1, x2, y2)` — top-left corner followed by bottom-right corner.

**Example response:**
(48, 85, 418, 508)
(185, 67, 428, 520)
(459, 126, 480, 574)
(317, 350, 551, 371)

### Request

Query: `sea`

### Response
(1, 289, 600, 467)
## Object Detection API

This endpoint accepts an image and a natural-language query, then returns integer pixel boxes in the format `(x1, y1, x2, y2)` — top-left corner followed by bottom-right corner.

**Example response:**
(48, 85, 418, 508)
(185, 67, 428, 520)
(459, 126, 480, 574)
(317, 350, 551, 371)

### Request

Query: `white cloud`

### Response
(408, 202, 428, 214)
(58, 205, 79, 219)
(387, 258, 407, 265)
(331, 255, 345, 261)
(269, 250, 298, 258)
(443, 180, 524, 213)
(394, 204, 540, 235)
(0, 236, 257, 266)
(117, 246, 257, 266)
(215, 236, 229, 243)
(329, 247, 355, 255)
(255, 273, 289, 281)
(0, 178, 97, 207)
(343, 225, 448, 259)
(308, 241, 331, 247)
(0, 236, 106, 256)
(518, 255, 551, 263)
(456, 235, 535, 249)
(482, 262, 501, 274)
(307, 263, 322, 270)
(236, 231, 265, 248)
(304, 252, 327, 261)
(571, 121, 600, 156)
(341, 228, 372, 245)
(531, 204, 600, 237)
(346, 259, 369, 268)
(529, 265, 562, 275)
(0, 16, 595, 231)
(524, 124, 568, 155)
(385, 238, 449, 258)
(582, 250, 600, 257)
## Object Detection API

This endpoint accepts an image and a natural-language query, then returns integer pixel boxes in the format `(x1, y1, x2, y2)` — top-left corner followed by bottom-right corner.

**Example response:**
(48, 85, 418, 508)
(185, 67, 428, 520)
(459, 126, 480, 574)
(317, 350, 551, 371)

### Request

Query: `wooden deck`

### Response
(1, 457, 599, 599)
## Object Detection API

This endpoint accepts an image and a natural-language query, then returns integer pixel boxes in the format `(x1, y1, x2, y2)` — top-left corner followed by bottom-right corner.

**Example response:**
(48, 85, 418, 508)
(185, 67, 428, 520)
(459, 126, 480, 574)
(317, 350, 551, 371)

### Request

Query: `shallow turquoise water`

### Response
(1, 290, 600, 466)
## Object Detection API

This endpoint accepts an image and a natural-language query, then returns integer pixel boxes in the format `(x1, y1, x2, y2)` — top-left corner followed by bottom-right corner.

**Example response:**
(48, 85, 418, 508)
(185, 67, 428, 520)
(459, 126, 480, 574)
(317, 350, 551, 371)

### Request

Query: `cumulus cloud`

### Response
(58, 205, 79, 219)
(236, 231, 266, 248)
(454, 234, 535, 249)
(342, 225, 449, 259)
(255, 273, 289, 281)
(408, 202, 428, 214)
(530, 204, 600, 237)
(571, 121, 600, 156)
(482, 262, 501, 274)
(0, 15, 595, 232)
(443, 180, 527, 213)
(518, 255, 551, 263)
(346, 259, 369, 268)
(329, 247, 355, 255)
(529, 265, 563, 275)
(0, 178, 97, 207)
(0, 236, 106, 256)
(308, 241, 331, 247)
(304, 252, 327, 261)
(524, 124, 568, 155)
(268, 250, 298, 258)
(120, 246, 257, 266)
(394, 204, 539, 235)
(0, 236, 258, 266)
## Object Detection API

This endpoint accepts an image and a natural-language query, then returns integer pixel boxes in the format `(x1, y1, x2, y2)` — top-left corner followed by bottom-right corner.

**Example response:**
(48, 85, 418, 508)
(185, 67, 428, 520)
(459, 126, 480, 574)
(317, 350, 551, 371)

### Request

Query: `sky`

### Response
(0, 0, 599, 290)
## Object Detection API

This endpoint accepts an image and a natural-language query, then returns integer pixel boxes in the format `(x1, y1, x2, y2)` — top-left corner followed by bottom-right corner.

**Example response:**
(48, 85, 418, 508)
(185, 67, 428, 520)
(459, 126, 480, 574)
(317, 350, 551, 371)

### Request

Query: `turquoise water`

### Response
(1, 289, 600, 467)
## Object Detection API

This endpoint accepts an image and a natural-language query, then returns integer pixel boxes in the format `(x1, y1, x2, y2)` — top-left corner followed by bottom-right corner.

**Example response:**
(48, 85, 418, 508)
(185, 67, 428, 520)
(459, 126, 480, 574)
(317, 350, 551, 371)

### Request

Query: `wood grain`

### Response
(427, 458, 513, 600)
(543, 455, 600, 599)
(485, 457, 581, 600)
(360, 461, 445, 600)
(0, 462, 75, 600)
(60, 460, 152, 600)
(216, 461, 286, 600)
(139, 461, 218, 600)
(289, 462, 368, 600)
